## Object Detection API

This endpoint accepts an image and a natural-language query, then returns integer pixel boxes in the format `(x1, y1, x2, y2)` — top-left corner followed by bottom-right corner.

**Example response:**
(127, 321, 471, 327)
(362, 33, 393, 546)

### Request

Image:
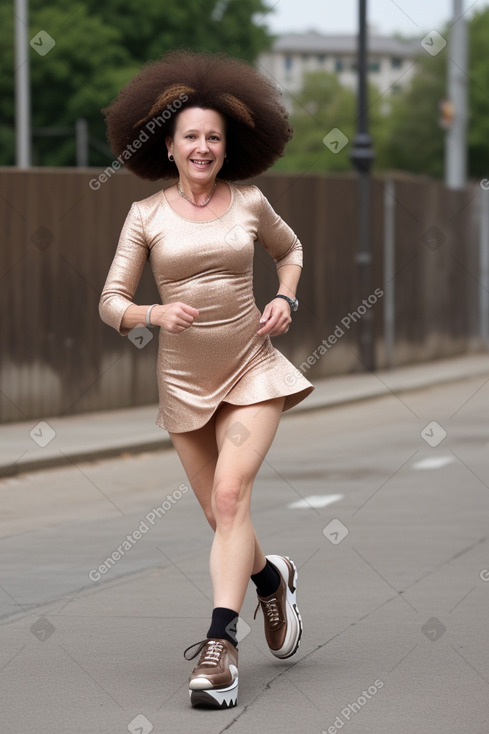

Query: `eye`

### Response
(209, 135, 221, 141)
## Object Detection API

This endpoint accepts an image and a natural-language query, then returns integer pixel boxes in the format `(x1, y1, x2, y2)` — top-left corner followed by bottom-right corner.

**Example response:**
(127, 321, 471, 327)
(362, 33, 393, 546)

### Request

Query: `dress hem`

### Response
(155, 383, 314, 434)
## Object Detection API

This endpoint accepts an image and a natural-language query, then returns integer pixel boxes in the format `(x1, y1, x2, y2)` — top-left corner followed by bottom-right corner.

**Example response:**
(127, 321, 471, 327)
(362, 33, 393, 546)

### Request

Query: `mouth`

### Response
(190, 159, 213, 167)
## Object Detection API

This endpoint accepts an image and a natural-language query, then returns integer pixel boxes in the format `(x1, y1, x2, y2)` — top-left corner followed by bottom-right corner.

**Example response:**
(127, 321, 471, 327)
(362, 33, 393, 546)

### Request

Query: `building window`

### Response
(317, 54, 326, 63)
(391, 57, 402, 69)
(335, 58, 343, 72)
(368, 60, 381, 72)
(285, 55, 293, 71)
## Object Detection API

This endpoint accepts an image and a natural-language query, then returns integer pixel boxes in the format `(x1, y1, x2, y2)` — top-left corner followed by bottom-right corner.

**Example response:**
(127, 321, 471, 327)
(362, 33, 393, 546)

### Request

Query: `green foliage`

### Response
(374, 48, 446, 178)
(4, 1, 487, 177)
(274, 56, 448, 178)
(82, 0, 272, 65)
(364, 9, 489, 179)
(0, 0, 273, 166)
(273, 71, 385, 175)
(467, 7, 489, 177)
(0, 5, 16, 164)
(273, 72, 354, 174)
(31, 6, 138, 166)
(277, 8, 489, 181)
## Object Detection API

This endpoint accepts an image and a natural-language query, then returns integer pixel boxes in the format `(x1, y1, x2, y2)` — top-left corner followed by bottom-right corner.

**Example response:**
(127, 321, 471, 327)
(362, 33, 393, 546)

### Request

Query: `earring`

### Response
(168, 154, 174, 162)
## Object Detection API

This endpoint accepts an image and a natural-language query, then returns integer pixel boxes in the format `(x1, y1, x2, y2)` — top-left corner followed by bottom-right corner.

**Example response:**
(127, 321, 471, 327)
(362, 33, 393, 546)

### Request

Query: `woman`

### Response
(99, 50, 314, 710)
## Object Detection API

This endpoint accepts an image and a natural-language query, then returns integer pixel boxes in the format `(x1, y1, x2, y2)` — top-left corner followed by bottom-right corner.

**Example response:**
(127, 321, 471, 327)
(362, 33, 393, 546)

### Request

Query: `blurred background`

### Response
(1, 0, 488, 423)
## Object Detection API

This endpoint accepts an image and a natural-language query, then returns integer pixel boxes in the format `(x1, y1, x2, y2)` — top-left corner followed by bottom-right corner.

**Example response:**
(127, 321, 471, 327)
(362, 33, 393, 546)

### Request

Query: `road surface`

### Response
(1, 375, 488, 733)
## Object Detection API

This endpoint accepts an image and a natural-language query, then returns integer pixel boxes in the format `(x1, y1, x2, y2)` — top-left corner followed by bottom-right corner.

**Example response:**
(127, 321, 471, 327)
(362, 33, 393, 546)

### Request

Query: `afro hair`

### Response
(103, 49, 293, 181)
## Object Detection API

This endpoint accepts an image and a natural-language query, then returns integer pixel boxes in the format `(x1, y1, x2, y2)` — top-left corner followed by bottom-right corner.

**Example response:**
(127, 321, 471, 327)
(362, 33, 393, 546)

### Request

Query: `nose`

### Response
(196, 136, 209, 153)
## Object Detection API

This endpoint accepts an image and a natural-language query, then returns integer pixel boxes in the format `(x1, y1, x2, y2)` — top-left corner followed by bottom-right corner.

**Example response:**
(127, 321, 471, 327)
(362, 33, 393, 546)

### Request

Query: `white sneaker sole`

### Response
(189, 676, 238, 709)
(266, 554, 303, 659)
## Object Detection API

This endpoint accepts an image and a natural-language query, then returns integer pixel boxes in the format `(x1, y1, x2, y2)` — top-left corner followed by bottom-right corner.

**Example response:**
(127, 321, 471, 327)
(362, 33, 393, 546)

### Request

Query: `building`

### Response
(258, 30, 420, 107)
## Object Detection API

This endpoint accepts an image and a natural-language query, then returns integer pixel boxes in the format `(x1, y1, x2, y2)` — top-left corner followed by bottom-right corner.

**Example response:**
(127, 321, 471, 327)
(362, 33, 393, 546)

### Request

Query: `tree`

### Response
(81, 0, 273, 65)
(0, 4, 137, 166)
(375, 7, 489, 180)
(467, 7, 489, 177)
(275, 8, 489, 181)
(273, 71, 385, 175)
(374, 39, 446, 178)
(0, 0, 273, 166)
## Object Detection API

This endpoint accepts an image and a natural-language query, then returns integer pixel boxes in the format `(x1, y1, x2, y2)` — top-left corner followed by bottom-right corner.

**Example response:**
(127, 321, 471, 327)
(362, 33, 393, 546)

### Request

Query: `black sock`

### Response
(251, 559, 281, 598)
(207, 607, 239, 647)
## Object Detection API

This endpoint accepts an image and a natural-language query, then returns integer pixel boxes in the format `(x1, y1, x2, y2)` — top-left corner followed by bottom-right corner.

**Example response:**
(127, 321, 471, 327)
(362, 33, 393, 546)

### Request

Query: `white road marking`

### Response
(288, 494, 343, 509)
(412, 456, 455, 470)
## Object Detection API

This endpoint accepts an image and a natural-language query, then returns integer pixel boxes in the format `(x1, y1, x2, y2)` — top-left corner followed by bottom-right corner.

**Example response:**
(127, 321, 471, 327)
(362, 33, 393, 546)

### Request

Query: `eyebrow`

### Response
(182, 129, 223, 135)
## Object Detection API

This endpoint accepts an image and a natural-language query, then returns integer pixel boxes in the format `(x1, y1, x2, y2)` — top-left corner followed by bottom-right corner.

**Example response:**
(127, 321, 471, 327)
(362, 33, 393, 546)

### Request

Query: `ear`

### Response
(165, 135, 173, 154)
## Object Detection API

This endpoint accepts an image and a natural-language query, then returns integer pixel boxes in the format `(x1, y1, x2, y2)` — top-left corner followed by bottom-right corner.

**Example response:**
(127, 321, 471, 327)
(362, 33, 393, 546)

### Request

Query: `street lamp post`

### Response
(445, 0, 468, 189)
(350, 0, 375, 371)
(15, 0, 31, 166)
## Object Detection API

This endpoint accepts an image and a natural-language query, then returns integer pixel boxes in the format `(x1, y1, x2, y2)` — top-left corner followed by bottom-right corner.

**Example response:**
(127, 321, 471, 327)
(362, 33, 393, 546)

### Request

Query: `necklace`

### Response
(177, 181, 217, 207)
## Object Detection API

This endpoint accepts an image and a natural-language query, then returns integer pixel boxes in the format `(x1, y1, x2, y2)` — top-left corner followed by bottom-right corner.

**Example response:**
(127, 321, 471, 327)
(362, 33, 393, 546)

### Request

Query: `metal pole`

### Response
(480, 188, 489, 345)
(76, 118, 89, 167)
(383, 179, 396, 368)
(350, 0, 375, 371)
(15, 0, 31, 167)
(446, 0, 468, 189)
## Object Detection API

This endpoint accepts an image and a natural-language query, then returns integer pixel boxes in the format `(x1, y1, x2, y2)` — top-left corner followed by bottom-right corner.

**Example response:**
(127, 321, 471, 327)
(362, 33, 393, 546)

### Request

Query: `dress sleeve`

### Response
(99, 202, 149, 336)
(255, 187, 303, 270)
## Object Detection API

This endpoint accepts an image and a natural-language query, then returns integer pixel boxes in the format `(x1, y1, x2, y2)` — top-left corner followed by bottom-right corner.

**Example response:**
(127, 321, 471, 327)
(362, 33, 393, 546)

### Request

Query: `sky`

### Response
(264, 0, 489, 36)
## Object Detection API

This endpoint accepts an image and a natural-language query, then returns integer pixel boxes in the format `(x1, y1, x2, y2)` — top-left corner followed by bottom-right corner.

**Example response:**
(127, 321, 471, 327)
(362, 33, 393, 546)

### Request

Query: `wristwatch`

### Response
(274, 294, 299, 312)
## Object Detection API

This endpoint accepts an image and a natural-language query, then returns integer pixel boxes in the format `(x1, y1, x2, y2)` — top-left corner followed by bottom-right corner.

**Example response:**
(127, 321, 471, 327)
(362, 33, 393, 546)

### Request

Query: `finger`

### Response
(174, 321, 193, 333)
(257, 316, 274, 334)
(167, 313, 195, 331)
(258, 301, 291, 333)
(259, 306, 272, 324)
(257, 315, 280, 334)
(271, 314, 292, 334)
(181, 304, 200, 317)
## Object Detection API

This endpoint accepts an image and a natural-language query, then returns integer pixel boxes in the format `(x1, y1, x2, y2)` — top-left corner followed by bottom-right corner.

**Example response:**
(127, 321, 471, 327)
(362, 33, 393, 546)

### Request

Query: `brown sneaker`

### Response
(253, 555, 302, 659)
(184, 638, 238, 708)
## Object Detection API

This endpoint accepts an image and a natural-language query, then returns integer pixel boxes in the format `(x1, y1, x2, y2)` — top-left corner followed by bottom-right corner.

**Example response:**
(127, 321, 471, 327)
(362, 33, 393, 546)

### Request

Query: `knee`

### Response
(212, 477, 248, 525)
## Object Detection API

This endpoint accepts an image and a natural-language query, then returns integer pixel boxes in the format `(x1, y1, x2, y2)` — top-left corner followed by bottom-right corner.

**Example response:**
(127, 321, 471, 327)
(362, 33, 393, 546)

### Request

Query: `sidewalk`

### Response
(1, 354, 487, 478)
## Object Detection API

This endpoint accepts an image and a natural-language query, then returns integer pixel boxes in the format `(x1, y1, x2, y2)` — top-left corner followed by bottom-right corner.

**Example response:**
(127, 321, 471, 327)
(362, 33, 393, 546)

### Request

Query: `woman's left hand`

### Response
(257, 298, 292, 336)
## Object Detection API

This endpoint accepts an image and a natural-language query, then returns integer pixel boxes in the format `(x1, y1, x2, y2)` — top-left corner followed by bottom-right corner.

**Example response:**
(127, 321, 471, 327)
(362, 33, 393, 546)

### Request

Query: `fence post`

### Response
(480, 186, 489, 346)
(76, 118, 89, 167)
(383, 179, 396, 368)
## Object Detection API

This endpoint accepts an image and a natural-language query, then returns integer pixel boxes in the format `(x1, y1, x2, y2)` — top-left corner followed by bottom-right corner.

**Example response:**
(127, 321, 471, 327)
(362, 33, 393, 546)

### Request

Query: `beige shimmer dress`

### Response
(99, 182, 314, 432)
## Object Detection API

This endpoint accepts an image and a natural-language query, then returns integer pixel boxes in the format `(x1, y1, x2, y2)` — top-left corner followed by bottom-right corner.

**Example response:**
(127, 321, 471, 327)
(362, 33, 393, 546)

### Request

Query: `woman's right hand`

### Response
(153, 302, 199, 333)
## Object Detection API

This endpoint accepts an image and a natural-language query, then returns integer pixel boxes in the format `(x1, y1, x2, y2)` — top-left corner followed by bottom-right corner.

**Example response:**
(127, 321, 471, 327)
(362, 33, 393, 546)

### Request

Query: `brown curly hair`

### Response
(103, 49, 293, 181)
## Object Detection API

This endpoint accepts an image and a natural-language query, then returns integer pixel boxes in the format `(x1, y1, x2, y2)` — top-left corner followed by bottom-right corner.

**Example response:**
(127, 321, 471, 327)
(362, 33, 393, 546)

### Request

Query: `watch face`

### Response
(291, 298, 299, 312)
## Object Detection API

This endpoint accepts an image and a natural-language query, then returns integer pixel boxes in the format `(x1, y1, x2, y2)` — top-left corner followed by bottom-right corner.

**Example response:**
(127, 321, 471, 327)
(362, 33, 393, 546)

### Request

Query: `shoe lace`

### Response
(254, 597, 281, 627)
(183, 639, 225, 665)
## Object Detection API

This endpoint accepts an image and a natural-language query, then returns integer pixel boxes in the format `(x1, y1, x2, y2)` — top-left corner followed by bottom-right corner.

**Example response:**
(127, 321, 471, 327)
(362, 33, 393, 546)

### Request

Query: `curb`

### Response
(1, 438, 176, 478)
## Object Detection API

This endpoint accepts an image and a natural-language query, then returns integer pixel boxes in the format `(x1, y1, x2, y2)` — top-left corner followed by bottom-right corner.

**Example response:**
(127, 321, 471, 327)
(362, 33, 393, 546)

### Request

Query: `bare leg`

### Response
(169, 397, 284, 611)
(170, 416, 267, 575)
(211, 398, 284, 611)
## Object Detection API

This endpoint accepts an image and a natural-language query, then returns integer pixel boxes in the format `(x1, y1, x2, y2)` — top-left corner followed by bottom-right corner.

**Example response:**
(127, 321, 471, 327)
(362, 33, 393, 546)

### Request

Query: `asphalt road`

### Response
(1, 376, 488, 733)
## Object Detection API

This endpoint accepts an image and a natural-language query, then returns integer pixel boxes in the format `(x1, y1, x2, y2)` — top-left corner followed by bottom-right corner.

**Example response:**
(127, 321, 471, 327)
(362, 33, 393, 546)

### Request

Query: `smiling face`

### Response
(166, 107, 226, 188)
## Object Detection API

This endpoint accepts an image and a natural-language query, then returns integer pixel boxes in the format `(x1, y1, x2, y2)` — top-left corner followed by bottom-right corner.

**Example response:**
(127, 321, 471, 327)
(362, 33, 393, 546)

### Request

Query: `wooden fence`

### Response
(0, 168, 483, 423)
